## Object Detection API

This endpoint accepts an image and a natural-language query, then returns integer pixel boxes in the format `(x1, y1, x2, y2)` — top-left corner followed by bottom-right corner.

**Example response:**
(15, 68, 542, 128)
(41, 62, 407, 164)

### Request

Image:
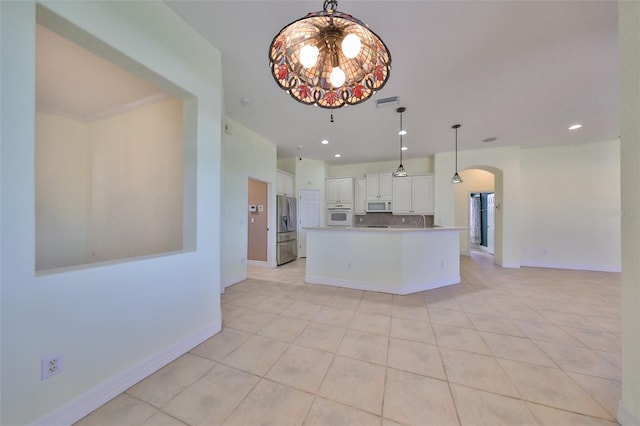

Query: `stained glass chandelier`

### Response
(268, 0, 391, 109)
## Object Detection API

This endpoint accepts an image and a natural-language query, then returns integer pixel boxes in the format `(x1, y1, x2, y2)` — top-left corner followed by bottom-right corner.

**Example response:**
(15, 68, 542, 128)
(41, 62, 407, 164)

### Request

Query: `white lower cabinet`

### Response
(392, 174, 434, 214)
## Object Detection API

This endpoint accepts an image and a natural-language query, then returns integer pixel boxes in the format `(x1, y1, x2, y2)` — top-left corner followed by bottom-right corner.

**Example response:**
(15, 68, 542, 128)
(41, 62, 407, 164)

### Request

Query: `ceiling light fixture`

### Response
(268, 0, 391, 115)
(321, 139, 329, 144)
(568, 124, 582, 130)
(450, 124, 463, 184)
(393, 107, 408, 177)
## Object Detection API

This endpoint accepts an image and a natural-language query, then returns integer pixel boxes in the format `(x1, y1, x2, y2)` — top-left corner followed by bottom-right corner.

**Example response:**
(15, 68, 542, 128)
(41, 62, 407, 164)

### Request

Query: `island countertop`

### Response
(304, 226, 464, 295)
(304, 226, 466, 232)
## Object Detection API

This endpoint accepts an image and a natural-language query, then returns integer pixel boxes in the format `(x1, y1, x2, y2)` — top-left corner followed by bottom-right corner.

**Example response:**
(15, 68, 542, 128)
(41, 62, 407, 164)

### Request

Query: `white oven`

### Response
(327, 206, 353, 226)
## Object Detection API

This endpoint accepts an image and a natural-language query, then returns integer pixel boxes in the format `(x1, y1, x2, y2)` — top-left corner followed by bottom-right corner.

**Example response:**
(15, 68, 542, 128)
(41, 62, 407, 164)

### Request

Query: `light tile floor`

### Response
(76, 254, 622, 425)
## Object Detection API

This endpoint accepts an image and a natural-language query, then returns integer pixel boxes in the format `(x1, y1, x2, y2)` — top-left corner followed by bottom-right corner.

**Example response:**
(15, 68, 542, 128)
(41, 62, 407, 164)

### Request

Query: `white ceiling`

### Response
(36, 25, 166, 122)
(166, 0, 619, 165)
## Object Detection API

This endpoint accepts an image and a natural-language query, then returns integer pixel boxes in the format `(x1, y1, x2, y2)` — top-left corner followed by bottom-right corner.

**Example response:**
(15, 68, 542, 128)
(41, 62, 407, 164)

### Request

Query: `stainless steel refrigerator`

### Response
(276, 195, 297, 265)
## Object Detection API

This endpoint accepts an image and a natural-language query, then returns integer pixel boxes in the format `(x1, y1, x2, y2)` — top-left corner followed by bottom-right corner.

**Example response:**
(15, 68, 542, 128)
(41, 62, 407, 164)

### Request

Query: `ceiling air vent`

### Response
(376, 96, 399, 108)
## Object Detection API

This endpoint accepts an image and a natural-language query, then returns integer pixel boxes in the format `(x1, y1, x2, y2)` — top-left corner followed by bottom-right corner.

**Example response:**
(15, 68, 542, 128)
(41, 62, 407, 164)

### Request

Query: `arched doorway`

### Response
(452, 167, 500, 263)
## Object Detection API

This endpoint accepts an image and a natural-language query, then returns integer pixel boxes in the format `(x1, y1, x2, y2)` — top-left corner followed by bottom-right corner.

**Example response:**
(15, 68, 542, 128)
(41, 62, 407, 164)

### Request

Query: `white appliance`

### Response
(327, 205, 353, 226)
(366, 200, 392, 212)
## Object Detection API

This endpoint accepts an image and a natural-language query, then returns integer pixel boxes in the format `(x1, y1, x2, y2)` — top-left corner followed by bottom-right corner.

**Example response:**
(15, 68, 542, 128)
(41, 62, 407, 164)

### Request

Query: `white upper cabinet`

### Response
(392, 177, 412, 213)
(277, 170, 295, 196)
(326, 177, 354, 204)
(392, 174, 434, 214)
(354, 178, 366, 214)
(366, 173, 393, 201)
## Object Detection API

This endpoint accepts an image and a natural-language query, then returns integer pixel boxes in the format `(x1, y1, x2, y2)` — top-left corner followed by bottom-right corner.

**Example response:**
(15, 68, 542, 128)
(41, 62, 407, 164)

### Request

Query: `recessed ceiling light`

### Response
(398, 130, 407, 136)
(334, 154, 341, 158)
(401, 146, 408, 151)
(321, 139, 329, 145)
(482, 137, 497, 143)
(568, 124, 582, 130)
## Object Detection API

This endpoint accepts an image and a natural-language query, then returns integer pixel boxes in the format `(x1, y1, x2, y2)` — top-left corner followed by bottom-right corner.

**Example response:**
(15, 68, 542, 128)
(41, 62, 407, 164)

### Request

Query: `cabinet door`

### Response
(378, 173, 393, 200)
(338, 178, 354, 203)
(277, 171, 294, 196)
(366, 174, 380, 200)
(277, 171, 285, 195)
(411, 175, 434, 214)
(354, 179, 366, 214)
(392, 177, 412, 213)
(284, 174, 294, 197)
(326, 179, 340, 203)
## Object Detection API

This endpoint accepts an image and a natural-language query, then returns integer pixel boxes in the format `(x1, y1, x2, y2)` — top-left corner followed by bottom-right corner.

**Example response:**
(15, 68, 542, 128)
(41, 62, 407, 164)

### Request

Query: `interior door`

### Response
(487, 193, 495, 255)
(247, 178, 268, 261)
(298, 189, 320, 257)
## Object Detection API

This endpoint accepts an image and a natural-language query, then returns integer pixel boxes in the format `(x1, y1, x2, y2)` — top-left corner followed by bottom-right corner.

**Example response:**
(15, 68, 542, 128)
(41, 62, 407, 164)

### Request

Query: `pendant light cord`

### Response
(399, 110, 403, 165)
(452, 124, 461, 173)
(450, 124, 463, 183)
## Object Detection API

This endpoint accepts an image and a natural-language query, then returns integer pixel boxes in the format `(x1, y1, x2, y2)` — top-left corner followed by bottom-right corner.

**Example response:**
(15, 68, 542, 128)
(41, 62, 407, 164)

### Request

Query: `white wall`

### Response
(328, 156, 433, 178)
(222, 117, 277, 287)
(90, 99, 184, 263)
(0, 2, 222, 425)
(277, 157, 296, 174)
(454, 169, 495, 255)
(36, 99, 184, 270)
(436, 141, 621, 272)
(36, 113, 91, 270)
(521, 140, 621, 271)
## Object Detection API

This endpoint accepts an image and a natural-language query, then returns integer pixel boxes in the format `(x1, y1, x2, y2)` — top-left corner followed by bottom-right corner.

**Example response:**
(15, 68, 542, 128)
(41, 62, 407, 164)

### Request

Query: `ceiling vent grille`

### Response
(376, 96, 399, 108)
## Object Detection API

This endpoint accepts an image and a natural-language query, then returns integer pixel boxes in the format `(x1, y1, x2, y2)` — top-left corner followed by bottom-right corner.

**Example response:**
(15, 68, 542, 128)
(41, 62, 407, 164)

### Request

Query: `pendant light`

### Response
(393, 107, 407, 177)
(268, 0, 391, 110)
(450, 124, 463, 184)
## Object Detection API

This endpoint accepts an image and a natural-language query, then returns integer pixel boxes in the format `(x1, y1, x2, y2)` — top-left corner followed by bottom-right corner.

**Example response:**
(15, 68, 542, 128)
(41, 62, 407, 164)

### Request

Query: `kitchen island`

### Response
(304, 226, 464, 295)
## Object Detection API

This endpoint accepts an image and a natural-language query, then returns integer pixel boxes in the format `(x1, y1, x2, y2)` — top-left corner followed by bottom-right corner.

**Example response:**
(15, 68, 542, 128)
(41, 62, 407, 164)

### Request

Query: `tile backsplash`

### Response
(354, 212, 434, 228)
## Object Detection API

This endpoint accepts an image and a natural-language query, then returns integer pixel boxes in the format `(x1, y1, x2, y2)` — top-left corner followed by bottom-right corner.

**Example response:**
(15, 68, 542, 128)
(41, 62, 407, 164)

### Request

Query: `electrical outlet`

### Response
(41, 354, 63, 380)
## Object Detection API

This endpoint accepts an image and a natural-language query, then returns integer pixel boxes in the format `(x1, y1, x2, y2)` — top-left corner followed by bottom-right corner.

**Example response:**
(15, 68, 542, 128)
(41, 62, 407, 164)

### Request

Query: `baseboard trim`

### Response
(521, 260, 621, 273)
(618, 400, 640, 426)
(224, 273, 247, 290)
(32, 319, 222, 426)
(305, 274, 460, 295)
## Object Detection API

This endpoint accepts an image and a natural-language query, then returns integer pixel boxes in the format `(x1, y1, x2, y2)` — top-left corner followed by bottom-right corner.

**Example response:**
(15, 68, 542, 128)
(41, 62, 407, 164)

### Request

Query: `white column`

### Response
(619, 2, 640, 425)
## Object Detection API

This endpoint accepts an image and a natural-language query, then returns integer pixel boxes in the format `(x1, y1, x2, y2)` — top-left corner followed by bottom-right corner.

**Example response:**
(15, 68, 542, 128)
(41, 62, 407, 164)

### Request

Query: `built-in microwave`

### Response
(366, 200, 392, 212)
(327, 207, 353, 226)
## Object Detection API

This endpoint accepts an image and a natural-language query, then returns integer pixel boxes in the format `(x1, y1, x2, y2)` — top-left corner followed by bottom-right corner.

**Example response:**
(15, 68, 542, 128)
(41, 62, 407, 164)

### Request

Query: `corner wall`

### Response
(221, 117, 277, 287)
(0, 2, 223, 424)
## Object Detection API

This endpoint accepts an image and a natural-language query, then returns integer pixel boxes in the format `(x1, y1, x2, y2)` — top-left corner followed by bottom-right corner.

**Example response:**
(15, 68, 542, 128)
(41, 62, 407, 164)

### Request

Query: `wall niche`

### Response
(35, 8, 193, 272)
